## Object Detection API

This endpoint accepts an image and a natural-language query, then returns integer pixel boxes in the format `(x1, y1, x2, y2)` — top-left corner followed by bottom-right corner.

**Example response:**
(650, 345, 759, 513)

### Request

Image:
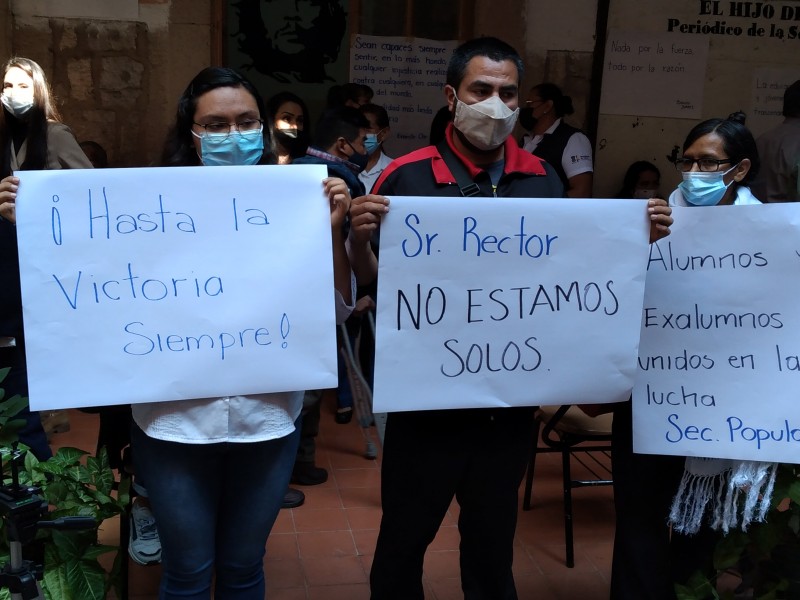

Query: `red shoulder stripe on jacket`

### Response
(373, 145, 444, 193)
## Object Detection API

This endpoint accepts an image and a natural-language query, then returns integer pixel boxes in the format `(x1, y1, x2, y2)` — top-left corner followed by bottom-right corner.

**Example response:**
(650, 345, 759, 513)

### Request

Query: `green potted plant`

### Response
(0, 367, 130, 600)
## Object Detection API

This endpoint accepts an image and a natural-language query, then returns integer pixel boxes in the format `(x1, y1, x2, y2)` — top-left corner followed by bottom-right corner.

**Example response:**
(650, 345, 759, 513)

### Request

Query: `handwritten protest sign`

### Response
(372, 196, 651, 412)
(15, 165, 338, 410)
(633, 204, 800, 463)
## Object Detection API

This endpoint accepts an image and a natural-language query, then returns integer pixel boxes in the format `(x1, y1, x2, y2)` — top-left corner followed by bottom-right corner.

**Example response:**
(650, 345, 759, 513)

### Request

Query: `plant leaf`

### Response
(48, 447, 88, 469)
(43, 543, 70, 600)
(66, 558, 107, 600)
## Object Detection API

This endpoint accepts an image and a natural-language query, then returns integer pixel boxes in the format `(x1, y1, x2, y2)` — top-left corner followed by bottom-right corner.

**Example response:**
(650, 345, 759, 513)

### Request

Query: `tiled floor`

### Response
(50, 402, 617, 600)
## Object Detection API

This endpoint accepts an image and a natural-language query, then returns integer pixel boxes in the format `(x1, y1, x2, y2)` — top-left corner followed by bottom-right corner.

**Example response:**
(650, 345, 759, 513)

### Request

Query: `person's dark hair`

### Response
(360, 103, 389, 129)
(343, 82, 373, 105)
(783, 80, 800, 118)
(311, 106, 369, 151)
(616, 161, 660, 198)
(446, 37, 524, 90)
(266, 90, 310, 159)
(1, 57, 60, 178)
(326, 84, 346, 108)
(79, 140, 109, 168)
(429, 105, 452, 146)
(682, 111, 760, 185)
(531, 83, 575, 118)
(160, 66, 268, 167)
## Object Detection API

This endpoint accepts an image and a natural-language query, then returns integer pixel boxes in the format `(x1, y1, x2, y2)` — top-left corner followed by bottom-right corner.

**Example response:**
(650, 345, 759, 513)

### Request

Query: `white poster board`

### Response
(15, 165, 338, 410)
(373, 196, 651, 412)
(349, 35, 458, 157)
(633, 204, 800, 463)
(598, 30, 709, 118)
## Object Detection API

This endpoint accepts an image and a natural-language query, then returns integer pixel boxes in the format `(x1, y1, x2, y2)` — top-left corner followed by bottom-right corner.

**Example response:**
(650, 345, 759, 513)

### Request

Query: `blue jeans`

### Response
(131, 421, 300, 600)
(0, 345, 51, 461)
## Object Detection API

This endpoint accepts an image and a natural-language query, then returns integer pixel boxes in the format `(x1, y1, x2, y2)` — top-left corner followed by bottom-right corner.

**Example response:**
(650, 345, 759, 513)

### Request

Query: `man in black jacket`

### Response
(348, 37, 672, 600)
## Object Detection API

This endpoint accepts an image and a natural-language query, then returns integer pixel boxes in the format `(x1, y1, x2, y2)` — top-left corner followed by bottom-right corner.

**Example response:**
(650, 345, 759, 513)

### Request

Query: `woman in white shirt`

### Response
(519, 82, 593, 198)
(131, 66, 354, 600)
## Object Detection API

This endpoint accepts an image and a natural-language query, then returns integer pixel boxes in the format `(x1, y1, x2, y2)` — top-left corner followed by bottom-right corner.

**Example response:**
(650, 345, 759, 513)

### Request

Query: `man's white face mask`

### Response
(452, 94, 519, 151)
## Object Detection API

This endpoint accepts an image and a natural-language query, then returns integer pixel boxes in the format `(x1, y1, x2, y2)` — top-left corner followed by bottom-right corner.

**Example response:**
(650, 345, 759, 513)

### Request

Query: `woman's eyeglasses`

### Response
(193, 119, 264, 138)
(674, 158, 732, 172)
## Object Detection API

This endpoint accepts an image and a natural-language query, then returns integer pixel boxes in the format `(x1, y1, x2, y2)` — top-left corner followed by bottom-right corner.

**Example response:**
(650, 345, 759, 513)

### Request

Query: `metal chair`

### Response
(522, 404, 613, 568)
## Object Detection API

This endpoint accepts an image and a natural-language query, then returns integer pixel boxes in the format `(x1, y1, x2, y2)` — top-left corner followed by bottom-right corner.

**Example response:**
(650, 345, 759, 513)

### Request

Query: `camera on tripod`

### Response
(0, 444, 96, 600)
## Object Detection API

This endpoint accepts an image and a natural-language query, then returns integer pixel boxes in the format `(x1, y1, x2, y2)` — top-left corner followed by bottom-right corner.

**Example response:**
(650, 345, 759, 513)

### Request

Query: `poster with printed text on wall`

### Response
(349, 35, 459, 158)
(633, 204, 800, 464)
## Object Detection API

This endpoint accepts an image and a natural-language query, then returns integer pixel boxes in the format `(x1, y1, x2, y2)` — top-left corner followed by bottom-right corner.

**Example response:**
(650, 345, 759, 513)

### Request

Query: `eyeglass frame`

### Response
(192, 119, 264, 138)
(674, 157, 733, 172)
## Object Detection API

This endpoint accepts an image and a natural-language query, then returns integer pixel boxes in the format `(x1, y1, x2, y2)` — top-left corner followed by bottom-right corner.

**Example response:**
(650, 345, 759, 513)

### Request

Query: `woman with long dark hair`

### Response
(0, 56, 91, 460)
(266, 90, 310, 164)
(132, 66, 354, 599)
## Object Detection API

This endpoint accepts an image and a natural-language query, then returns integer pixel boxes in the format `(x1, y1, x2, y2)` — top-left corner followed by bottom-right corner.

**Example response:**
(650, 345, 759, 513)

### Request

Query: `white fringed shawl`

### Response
(669, 457, 778, 534)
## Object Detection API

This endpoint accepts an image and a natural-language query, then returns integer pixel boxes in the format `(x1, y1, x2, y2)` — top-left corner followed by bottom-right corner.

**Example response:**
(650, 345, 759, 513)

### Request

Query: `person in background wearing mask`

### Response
(264, 90, 318, 509)
(519, 82, 594, 198)
(292, 106, 368, 198)
(358, 103, 392, 193)
(610, 112, 761, 600)
(266, 91, 310, 165)
(0, 56, 92, 462)
(326, 101, 392, 427)
(132, 66, 355, 599)
(288, 105, 369, 482)
(348, 37, 673, 600)
(616, 160, 660, 199)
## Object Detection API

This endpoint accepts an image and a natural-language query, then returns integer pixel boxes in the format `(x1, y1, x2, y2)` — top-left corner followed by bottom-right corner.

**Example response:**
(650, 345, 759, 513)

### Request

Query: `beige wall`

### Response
(1, 0, 601, 166)
(0, 5, 11, 60)
(594, 0, 800, 198)
(5, 0, 796, 186)
(3, 0, 212, 167)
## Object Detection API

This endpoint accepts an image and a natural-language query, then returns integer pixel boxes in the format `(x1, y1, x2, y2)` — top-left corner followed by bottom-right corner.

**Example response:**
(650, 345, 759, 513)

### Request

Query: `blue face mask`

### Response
(192, 129, 264, 166)
(364, 133, 381, 155)
(678, 164, 738, 206)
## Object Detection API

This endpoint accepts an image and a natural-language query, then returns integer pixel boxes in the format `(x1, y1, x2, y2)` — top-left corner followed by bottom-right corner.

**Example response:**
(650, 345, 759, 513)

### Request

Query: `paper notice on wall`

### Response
(349, 34, 458, 157)
(749, 67, 800, 137)
(599, 30, 709, 118)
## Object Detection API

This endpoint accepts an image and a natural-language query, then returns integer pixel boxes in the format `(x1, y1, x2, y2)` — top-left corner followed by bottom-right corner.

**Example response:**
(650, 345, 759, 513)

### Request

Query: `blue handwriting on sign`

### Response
(52, 262, 223, 309)
(87, 188, 197, 239)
